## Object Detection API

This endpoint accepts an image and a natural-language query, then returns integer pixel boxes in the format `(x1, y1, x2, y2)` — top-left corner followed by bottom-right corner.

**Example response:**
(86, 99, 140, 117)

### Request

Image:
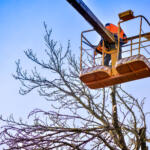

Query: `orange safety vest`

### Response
(96, 23, 127, 54)
(105, 23, 127, 41)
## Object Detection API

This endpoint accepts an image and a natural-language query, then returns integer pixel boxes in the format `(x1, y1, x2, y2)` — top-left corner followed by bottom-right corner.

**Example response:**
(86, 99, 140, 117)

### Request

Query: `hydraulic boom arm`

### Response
(66, 0, 115, 43)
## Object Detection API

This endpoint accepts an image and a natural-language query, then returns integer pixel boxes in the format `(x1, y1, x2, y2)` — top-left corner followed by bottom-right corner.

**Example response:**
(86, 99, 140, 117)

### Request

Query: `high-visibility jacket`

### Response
(105, 23, 127, 42)
(96, 23, 127, 54)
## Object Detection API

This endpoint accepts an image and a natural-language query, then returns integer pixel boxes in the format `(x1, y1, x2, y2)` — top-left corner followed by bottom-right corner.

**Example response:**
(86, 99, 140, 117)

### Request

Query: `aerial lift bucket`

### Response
(81, 54, 150, 89)
(80, 54, 150, 89)
(66, 0, 150, 89)
(80, 13, 150, 89)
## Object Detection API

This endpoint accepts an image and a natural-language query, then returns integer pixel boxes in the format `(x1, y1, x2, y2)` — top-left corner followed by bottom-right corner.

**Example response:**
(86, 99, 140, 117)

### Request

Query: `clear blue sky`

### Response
(0, 0, 150, 130)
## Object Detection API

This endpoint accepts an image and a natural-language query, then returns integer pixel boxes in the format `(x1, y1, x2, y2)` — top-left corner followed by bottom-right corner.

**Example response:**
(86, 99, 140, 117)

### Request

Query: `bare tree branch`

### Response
(0, 24, 149, 150)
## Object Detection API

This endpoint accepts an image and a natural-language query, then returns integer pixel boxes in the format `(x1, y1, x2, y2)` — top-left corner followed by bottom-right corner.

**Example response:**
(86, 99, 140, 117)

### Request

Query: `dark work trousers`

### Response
(104, 44, 122, 66)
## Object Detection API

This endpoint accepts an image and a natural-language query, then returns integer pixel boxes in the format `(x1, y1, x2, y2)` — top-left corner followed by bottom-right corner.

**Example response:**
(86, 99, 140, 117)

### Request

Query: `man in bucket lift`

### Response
(95, 23, 127, 66)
